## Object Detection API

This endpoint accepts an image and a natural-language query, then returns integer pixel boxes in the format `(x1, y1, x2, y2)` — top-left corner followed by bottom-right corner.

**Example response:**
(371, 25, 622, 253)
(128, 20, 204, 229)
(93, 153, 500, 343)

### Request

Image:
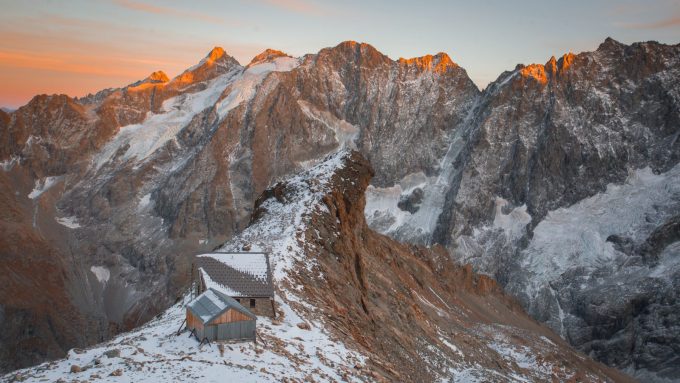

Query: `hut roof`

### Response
(196, 253, 274, 298)
(187, 288, 256, 324)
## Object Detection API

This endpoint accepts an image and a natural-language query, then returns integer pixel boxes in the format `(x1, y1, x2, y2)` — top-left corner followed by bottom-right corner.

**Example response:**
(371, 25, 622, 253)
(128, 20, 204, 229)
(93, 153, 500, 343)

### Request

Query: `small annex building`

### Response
(186, 288, 257, 342)
(193, 252, 275, 317)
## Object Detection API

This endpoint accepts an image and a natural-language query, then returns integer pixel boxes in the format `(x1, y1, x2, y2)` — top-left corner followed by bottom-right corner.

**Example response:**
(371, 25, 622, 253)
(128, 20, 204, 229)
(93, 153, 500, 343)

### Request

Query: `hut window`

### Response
(250, 299, 256, 308)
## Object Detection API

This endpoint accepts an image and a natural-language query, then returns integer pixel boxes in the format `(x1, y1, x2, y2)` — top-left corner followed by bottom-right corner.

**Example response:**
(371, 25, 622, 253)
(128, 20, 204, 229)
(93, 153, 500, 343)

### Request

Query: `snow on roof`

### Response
(187, 288, 255, 324)
(196, 253, 273, 298)
(199, 252, 269, 280)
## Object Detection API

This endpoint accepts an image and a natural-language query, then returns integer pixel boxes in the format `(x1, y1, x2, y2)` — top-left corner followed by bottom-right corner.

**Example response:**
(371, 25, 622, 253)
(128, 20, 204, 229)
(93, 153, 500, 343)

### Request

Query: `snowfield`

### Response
(4, 299, 363, 383)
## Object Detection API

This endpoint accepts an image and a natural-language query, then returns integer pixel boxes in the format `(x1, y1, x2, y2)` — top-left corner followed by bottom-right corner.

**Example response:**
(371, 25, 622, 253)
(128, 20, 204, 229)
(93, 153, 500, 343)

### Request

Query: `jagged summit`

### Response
(126, 70, 170, 89)
(247, 49, 291, 67)
(598, 36, 625, 51)
(325, 40, 389, 63)
(206, 46, 227, 62)
(172, 46, 241, 85)
(193, 46, 239, 69)
(146, 70, 169, 83)
(513, 51, 577, 84)
(398, 52, 458, 73)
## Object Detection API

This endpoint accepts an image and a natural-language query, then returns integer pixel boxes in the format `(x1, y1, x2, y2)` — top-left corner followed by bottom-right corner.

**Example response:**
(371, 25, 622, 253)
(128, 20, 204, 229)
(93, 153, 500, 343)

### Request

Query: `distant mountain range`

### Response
(1, 38, 678, 382)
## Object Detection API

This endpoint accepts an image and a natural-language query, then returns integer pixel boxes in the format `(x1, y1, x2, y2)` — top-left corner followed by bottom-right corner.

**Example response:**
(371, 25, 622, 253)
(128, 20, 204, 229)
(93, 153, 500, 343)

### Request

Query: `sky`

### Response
(0, 0, 679, 109)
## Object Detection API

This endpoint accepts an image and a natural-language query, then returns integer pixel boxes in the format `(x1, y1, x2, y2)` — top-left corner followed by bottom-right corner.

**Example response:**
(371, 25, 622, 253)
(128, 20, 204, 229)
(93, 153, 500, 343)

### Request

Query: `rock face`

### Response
(430, 39, 680, 382)
(362, 38, 680, 381)
(0, 38, 678, 380)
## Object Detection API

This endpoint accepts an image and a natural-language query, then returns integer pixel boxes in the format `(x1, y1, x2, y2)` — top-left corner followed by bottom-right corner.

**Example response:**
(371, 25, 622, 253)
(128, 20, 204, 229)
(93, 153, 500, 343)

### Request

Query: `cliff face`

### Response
(363, 38, 680, 380)
(435, 39, 680, 381)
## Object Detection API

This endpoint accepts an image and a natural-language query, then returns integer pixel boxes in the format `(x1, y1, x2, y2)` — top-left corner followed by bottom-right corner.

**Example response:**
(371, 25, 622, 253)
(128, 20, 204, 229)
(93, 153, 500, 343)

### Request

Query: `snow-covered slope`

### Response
(3, 301, 363, 383)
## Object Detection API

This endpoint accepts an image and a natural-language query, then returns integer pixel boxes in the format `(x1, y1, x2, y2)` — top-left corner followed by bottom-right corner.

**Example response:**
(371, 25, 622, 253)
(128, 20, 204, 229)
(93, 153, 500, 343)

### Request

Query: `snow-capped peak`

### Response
(247, 49, 292, 68)
(398, 52, 458, 73)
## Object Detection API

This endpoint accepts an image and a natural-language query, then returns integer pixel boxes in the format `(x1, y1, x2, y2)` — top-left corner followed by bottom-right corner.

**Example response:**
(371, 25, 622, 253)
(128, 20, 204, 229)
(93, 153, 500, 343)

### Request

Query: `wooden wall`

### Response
(186, 310, 204, 332)
(209, 308, 251, 325)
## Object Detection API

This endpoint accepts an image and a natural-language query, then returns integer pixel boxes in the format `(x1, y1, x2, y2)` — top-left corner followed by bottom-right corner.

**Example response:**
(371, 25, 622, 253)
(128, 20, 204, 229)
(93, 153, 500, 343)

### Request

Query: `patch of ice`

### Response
(492, 197, 531, 241)
(90, 266, 110, 284)
(93, 70, 240, 170)
(27, 176, 59, 199)
(520, 164, 680, 298)
(56, 216, 81, 229)
(216, 56, 300, 120)
(364, 171, 446, 244)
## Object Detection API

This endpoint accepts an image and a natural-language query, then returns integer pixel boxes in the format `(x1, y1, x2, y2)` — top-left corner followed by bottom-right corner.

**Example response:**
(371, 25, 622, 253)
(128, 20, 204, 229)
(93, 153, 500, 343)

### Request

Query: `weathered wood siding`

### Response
(186, 310, 205, 339)
(208, 308, 251, 325)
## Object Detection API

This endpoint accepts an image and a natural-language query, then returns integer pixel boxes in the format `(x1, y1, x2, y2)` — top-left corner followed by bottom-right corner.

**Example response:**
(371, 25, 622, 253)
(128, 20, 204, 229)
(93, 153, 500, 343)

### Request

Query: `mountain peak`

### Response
(207, 46, 227, 62)
(125, 70, 169, 90)
(398, 52, 457, 73)
(597, 37, 625, 52)
(172, 46, 240, 85)
(317, 41, 390, 68)
(518, 51, 577, 84)
(147, 70, 169, 83)
(248, 49, 291, 67)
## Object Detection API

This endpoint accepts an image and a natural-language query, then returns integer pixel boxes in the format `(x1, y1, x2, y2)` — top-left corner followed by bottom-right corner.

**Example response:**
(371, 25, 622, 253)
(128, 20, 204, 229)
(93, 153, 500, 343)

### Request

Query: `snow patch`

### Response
(297, 100, 359, 149)
(6, 298, 364, 383)
(93, 70, 240, 170)
(216, 56, 300, 120)
(199, 267, 239, 296)
(56, 216, 81, 229)
(520, 165, 680, 298)
(27, 176, 59, 199)
(90, 266, 110, 284)
(137, 193, 153, 212)
(492, 197, 531, 241)
(0, 155, 19, 171)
